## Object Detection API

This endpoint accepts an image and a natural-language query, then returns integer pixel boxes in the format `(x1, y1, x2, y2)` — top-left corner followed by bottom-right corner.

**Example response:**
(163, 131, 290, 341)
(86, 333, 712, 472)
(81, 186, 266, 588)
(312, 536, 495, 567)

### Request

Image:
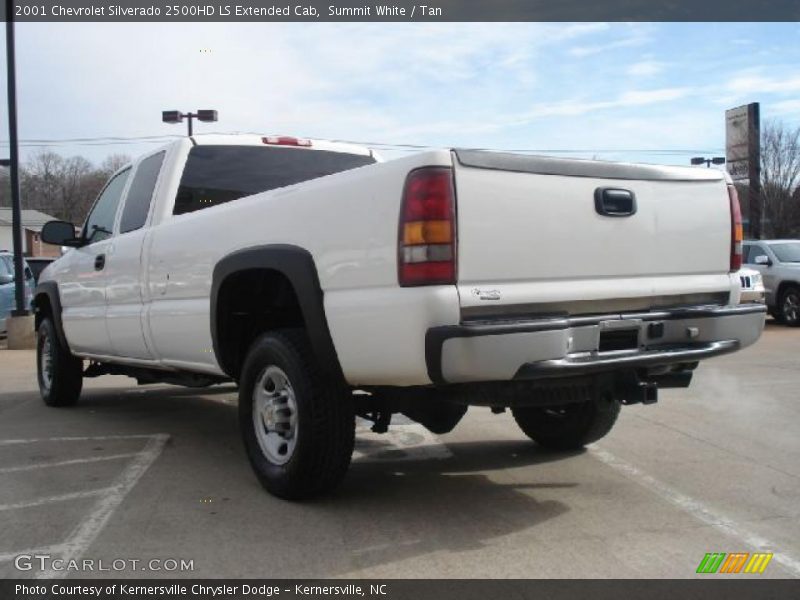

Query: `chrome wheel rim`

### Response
(39, 331, 53, 392)
(784, 293, 800, 323)
(252, 365, 298, 465)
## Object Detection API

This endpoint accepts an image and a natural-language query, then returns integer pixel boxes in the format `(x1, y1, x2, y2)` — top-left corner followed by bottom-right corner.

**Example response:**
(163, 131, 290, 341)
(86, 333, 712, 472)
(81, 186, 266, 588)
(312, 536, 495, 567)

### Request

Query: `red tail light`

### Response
(262, 136, 312, 147)
(728, 184, 743, 272)
(398, 167, 457, 286)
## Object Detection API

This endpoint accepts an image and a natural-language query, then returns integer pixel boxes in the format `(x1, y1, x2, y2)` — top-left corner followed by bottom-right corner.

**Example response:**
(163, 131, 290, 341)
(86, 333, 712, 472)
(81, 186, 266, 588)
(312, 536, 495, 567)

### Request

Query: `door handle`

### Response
(94, 254, 106, 271)
(595, 188, 637, 217)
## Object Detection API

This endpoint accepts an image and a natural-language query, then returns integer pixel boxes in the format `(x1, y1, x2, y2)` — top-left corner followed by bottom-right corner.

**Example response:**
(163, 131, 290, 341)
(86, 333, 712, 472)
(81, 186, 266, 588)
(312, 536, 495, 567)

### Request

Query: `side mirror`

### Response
(41, 220, 81, 247)
(0, 272, 13, 285)
(754, 255, 771, 266)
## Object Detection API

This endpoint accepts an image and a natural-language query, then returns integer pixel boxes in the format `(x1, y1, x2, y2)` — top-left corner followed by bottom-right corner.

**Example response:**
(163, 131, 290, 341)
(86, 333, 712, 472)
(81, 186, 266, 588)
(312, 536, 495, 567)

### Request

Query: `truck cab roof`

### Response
(186, 133, 375, 159)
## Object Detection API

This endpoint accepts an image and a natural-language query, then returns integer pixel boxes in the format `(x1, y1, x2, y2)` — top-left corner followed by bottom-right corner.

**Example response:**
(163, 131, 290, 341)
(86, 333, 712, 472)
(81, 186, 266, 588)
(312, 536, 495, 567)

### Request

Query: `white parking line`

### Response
(0, 434, 157, 446)
(0, 434, 169, 576)
(591, 446, 800, 577)
(0, 453, 140, 474)
(0, 488, 114, 511)
(37, 434, 169, 579)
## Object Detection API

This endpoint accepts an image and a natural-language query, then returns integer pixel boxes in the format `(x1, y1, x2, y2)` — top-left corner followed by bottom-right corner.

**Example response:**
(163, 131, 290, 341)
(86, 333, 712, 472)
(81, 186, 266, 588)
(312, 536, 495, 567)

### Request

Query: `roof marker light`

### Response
(262, 136, 312, 147)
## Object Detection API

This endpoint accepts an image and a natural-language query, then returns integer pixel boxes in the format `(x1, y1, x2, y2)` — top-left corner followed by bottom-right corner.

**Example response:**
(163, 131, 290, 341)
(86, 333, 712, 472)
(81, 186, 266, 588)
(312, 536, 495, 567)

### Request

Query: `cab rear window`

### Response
(173, 145, 375, 216)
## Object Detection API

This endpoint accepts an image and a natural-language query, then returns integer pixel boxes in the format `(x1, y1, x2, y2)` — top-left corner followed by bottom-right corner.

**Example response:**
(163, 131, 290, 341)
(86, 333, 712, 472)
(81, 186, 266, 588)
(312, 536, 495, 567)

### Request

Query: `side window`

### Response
(83, 168, 131, 243)
(120, 152, 165, 234)
(0, 256, 11, 279)
(744, 245, 768, 264)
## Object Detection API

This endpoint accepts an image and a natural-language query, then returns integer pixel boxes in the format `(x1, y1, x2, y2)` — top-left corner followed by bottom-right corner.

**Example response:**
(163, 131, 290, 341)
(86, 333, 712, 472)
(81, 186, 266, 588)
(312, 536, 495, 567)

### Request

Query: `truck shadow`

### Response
(14, 385, 580, 577)
(324, 440, 577, 574)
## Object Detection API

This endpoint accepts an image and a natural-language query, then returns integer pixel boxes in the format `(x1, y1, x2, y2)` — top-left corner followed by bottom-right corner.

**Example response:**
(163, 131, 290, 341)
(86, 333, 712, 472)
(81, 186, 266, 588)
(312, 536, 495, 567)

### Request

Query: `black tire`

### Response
(778, 285, 800, 327)
(37, 317, 83, 407)
(511, 391, 620, 450)
(238, 329, 355, 500)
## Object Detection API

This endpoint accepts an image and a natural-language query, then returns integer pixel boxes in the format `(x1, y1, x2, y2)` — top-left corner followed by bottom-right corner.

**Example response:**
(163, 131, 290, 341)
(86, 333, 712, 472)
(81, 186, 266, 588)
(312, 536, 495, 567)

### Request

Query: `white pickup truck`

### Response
(36, 134, 766, 499)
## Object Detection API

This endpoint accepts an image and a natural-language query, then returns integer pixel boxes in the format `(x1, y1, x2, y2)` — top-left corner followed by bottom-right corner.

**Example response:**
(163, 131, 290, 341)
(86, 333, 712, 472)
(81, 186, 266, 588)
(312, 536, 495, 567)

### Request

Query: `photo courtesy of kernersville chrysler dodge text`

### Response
(2, 2, 799, 590)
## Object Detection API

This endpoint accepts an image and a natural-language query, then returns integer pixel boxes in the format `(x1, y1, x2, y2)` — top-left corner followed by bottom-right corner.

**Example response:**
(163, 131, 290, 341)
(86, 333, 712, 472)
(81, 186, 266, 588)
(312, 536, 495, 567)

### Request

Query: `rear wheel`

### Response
(778, 285, 800, 327)
(37, 317, 83, 407)
(512, 390, 620, 450)
(238, 329, 355, 500)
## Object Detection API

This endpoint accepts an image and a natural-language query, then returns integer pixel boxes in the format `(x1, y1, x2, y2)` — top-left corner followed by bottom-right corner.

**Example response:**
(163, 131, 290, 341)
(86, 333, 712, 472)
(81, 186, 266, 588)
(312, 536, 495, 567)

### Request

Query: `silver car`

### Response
(743, 240, 800, 326)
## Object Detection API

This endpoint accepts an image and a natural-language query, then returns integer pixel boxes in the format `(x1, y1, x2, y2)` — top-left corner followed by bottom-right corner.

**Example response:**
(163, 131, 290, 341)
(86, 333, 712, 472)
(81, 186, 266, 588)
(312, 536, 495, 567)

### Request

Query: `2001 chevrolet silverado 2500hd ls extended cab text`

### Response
(34, 134, 765, 499)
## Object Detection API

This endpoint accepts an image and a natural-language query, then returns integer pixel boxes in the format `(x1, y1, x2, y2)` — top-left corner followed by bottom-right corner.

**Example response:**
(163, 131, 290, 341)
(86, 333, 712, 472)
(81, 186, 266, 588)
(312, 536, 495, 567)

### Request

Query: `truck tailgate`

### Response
(453, 150, 733, 317)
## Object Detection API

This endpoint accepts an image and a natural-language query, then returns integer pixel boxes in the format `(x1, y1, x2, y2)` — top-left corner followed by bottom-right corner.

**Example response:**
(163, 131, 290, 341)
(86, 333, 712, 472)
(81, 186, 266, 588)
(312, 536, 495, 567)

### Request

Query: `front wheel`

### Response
(238, 329, 355, 500)
(512, 391, 620, 450)
(778, 285, 800, 327)
(37, 317, 83, 407)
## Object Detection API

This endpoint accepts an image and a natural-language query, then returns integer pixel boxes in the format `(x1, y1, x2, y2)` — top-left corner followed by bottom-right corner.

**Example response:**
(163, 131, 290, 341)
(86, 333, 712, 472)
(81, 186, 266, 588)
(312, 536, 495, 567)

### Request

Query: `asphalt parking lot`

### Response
(0, 322, 798, 579)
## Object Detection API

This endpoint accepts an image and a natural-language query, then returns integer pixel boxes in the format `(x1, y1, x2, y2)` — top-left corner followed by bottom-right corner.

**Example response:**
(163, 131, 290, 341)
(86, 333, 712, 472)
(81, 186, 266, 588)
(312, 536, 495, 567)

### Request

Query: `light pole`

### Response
(162, 110, 218, 136)
(5, 0, 28, 318)
(691, 156, 726, 168)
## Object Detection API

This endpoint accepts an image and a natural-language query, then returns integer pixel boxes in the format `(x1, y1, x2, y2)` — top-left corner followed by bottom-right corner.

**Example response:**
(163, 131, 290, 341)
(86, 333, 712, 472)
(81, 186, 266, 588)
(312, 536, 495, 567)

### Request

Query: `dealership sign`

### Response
(725, 103, 760, 183)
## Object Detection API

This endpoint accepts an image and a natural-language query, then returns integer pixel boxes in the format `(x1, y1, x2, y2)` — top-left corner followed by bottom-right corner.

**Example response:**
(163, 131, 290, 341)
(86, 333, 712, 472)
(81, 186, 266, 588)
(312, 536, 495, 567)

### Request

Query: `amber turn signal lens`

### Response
(403, 220, 452, 245)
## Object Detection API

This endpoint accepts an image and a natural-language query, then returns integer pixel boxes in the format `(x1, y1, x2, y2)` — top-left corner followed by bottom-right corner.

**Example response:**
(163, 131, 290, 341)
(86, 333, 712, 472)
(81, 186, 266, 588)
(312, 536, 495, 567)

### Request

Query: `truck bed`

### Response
(452, 150, 734, 320)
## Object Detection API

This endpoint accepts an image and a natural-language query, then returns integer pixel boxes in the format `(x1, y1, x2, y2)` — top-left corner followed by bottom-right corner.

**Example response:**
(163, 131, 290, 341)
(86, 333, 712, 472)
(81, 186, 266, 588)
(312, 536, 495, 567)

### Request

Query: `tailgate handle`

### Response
(595, 188, 637, 217)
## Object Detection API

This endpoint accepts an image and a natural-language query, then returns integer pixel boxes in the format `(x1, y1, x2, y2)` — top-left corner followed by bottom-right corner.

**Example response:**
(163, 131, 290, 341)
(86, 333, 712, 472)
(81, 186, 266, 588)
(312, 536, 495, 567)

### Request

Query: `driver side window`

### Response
(83, 168, 131, 244)
(752, 245, 767, 262)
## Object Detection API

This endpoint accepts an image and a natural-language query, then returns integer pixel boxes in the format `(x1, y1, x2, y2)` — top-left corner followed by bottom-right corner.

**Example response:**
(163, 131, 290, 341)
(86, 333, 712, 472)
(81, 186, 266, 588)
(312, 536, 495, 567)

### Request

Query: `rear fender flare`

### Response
(210, 244, 343, 382)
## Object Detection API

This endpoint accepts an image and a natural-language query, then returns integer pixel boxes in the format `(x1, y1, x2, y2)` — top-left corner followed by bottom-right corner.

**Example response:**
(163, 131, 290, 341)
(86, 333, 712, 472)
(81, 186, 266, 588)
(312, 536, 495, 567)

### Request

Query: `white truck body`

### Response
(39, 135, 763, 386)
(34, 133, 766, 499)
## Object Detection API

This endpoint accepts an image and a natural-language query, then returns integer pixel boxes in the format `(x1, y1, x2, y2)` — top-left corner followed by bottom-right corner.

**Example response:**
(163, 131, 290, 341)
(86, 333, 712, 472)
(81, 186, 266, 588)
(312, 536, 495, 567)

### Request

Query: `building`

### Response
(0, 208, 62, 257)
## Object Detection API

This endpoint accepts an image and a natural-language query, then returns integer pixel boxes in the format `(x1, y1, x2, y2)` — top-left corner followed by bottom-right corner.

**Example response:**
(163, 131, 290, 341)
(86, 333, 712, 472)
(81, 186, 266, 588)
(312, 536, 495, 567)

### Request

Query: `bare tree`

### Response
(761, 119, 800, 238)
(98, 153, 132, 177)
(2, 150, 130, 223)
(0, 168, 9, 207)
(20, 150, 63, 216)
(59, 156, 102, 223)
(20, 150, 105, 223)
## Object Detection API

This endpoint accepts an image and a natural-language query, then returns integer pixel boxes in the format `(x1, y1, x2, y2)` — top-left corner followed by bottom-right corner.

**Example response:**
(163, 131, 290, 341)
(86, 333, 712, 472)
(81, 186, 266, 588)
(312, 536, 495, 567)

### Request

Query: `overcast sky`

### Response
(1, 22, 799, 166)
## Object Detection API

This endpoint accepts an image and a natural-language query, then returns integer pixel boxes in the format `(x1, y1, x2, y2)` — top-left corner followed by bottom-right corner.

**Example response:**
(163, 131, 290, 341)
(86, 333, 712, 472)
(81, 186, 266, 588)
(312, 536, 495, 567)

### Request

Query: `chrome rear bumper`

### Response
(514, 339, 738, 380)
(425, 304, 766, 385)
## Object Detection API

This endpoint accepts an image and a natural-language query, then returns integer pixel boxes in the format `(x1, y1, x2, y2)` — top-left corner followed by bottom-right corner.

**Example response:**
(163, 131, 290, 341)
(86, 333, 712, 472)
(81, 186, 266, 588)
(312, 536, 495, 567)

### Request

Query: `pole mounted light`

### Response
(162, 109, 218, 136)
(691, 156, 726, 168)
(4, 0, 29, 317)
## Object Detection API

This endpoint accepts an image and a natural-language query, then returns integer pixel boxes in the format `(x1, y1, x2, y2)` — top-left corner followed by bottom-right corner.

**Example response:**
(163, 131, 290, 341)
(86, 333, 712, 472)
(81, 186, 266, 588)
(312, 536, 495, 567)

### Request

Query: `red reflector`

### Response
(399, 262, 455, 286)
(262, 136, 312, 147)
(398, 167, 456, 287)
(728, 184, 743, 272)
